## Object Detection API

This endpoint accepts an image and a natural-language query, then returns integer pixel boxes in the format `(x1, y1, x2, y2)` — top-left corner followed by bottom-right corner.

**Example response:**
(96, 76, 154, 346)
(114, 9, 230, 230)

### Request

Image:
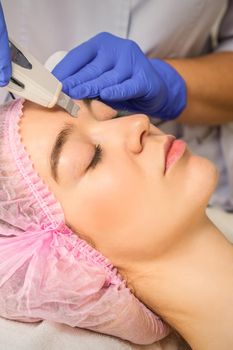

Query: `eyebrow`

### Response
(50, 123, 75, 182)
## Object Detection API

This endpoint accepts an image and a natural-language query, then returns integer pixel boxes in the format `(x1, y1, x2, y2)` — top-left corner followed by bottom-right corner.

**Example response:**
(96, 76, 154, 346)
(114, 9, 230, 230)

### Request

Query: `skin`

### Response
(166, 52, 233, 125)
(19, 99, 233, 349)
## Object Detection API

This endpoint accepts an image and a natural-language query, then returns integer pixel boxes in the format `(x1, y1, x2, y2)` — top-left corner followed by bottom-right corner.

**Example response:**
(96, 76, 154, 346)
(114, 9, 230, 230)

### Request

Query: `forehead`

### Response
(20, 98, 115, 130)
(21, 100, 80, 130)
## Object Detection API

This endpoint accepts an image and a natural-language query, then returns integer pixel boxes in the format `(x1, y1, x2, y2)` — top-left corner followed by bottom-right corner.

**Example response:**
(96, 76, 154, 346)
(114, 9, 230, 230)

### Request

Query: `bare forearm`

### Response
(166, 52, 233, 125)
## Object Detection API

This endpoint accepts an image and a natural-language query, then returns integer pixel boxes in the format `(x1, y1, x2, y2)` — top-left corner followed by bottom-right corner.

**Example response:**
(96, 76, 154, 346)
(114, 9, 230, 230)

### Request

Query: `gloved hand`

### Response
(0, 2, 11, 87)
(53, 32, 186, 120)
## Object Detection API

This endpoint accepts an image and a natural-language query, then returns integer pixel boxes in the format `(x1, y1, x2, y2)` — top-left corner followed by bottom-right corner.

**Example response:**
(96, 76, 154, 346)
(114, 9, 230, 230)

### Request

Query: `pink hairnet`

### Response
(0, 98, 170, 344)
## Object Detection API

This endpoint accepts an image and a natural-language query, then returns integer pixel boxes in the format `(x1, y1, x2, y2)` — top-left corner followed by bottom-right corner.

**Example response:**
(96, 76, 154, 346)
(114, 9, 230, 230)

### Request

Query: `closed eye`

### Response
(87, 144, 103, 170)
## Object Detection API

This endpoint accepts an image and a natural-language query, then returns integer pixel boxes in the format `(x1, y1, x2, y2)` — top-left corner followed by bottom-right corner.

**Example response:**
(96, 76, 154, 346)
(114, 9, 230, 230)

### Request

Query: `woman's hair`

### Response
(0, 98, 170, 345)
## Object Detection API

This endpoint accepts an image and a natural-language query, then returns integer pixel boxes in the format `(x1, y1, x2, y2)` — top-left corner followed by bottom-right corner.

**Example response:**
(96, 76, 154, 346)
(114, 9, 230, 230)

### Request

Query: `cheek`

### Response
(70, 163, 143, 236)
(161, 153, 219, 238)
(64, 160, 168, 262)
(175, 154, 218, 208)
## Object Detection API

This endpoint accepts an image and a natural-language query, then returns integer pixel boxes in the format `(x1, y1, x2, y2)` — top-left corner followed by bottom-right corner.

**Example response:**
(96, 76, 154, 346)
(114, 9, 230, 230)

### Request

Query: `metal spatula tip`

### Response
(57, 92, 80, 117)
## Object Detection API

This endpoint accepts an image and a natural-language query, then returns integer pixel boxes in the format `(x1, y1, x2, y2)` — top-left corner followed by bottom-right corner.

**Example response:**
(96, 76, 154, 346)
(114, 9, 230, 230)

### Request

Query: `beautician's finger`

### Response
(100, 78, 147, 101)
(65, 55, 134, 99)
(89, 61, 132, 87)
(67, 66, 132, 99)
(0, 3, 11, 86)
(52, 40, 98, 81)
(62, 51, 114, 91)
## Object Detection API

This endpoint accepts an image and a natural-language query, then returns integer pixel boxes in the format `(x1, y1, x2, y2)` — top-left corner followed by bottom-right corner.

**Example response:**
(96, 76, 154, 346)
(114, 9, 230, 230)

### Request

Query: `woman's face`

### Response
(20, 100, 218, 269)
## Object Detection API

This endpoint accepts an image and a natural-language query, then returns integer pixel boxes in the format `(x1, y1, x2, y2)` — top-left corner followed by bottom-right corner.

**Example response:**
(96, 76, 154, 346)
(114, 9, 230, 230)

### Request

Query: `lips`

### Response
(164, 137, 186, 173)
(164, 136, 176, 159)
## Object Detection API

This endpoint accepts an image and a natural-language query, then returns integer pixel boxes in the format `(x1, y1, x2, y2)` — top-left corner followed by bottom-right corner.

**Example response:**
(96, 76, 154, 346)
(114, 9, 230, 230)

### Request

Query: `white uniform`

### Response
(1, 0, 233, 211)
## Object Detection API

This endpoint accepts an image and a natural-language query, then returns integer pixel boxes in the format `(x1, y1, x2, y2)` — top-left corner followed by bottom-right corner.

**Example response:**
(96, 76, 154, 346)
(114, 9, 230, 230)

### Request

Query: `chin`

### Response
(186, 154, 219, 209)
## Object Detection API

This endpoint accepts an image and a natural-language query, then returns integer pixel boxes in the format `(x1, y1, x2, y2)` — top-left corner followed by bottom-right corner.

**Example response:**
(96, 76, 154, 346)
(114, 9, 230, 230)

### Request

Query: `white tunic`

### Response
(1, 0, 232, 62)
(1, 0, 233, 210)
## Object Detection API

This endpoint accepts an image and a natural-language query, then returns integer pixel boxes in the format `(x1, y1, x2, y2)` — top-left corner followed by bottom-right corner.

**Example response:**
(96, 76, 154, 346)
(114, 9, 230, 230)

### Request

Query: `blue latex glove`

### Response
(53, 32, 187, 120)
(0, 2, 11, 87)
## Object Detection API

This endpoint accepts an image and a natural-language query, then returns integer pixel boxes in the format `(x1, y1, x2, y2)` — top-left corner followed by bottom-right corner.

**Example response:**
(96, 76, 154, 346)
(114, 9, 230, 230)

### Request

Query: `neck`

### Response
(127, 215, 233, 349)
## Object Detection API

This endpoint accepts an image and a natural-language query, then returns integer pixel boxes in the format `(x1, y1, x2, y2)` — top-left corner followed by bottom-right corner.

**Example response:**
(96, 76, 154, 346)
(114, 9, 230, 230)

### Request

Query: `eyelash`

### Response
(87, 144, 103, 170)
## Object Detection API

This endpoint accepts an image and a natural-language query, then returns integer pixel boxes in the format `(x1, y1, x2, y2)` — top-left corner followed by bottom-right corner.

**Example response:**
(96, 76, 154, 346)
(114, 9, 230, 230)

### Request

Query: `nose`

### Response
(124, 115, 150, 154)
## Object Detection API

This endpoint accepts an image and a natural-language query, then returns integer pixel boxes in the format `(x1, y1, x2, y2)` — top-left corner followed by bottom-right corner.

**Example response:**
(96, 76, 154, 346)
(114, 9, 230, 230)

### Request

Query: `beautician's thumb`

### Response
(0, 2, 11, 87)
